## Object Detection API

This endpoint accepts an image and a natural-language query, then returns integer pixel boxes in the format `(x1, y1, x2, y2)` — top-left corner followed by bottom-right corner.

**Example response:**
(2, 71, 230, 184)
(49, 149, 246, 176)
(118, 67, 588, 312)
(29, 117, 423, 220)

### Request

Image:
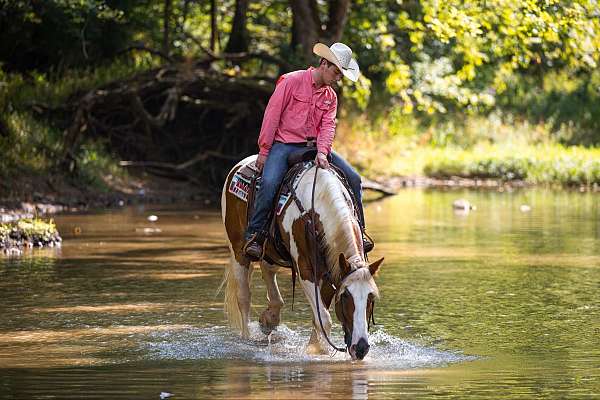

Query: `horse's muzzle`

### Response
(351, 338, 370, 360)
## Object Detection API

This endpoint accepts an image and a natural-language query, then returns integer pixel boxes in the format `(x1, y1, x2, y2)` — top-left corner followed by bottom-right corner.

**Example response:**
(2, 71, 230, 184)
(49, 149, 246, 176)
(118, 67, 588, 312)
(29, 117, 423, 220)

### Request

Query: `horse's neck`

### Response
(301, 168, 364, 277)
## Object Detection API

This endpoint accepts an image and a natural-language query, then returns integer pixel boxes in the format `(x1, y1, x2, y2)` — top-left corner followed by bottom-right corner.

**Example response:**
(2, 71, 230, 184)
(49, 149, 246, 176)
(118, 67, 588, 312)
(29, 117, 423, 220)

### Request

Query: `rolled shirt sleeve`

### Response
(258, 77, 290, 157)
(316, 96, 337, 155)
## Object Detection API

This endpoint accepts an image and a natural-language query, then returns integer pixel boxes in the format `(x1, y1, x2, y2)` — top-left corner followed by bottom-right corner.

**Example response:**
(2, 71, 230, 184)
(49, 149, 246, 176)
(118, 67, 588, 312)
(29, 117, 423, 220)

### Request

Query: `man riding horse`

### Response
(243, 42, 374, 260)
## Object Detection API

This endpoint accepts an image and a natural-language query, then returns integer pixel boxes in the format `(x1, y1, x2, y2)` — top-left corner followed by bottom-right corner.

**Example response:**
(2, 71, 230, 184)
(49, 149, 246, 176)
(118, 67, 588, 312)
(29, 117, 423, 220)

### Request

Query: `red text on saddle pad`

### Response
(228, 174, 251, 202)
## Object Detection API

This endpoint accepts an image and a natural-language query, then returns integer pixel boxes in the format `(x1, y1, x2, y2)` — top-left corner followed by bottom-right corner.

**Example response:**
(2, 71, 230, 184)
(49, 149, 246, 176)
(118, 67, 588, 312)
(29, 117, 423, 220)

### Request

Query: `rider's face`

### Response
(323, 63, 343, 86)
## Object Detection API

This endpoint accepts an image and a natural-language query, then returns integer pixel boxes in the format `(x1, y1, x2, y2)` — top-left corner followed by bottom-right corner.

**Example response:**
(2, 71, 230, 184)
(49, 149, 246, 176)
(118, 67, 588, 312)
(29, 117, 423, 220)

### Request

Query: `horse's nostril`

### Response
(355, 338, 370, 359)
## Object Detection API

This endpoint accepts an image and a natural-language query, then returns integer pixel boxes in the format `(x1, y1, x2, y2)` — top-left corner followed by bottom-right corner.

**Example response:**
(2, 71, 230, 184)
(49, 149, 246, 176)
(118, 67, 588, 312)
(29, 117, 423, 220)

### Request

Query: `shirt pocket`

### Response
(288, 94, 310, 125)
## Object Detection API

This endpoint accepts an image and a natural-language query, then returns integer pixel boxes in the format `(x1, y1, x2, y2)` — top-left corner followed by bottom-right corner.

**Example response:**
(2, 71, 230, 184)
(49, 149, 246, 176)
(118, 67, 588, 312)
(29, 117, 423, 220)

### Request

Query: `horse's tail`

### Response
(220, 167, 251, 338)
(221, 256, 248, 336)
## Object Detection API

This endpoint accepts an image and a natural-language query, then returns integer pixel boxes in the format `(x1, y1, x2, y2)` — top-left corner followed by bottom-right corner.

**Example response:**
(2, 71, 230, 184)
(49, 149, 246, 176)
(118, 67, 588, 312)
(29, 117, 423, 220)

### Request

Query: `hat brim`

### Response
(313, 43, 360, 82)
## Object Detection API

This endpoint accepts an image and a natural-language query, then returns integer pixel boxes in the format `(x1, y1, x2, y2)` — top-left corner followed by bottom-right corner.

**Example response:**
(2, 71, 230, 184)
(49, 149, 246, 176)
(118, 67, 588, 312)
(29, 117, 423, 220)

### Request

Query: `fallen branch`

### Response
(361, 178, 397, 196)
(119, 150, 240, 171)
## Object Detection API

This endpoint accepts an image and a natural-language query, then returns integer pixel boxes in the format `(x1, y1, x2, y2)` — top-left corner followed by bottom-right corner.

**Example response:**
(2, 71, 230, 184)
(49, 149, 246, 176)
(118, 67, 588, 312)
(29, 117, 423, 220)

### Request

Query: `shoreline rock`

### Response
(1, 218, 63, 255)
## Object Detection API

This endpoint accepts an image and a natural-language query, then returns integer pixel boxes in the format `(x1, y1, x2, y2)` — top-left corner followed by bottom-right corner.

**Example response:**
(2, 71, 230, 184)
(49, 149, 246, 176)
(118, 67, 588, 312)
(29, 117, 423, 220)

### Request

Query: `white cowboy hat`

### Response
(313, 42, 360, 82)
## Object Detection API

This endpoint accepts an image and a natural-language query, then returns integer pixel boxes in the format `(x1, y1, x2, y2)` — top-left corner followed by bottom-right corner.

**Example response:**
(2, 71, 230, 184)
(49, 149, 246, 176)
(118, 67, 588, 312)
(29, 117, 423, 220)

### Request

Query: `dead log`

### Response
(361, 178, 397, 196)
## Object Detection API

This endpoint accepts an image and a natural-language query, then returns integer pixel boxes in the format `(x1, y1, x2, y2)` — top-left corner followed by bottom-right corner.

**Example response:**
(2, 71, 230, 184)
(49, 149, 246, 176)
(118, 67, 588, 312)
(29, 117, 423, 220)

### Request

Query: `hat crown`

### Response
(330, 42, 352, 68)
(312, 41, 360, 81)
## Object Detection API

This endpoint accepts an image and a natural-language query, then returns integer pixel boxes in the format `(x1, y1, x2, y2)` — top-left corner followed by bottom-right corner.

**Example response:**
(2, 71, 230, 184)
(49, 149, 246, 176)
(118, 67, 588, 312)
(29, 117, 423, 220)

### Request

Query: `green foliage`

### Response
(74, 141, 125, 190)
(1, 0, 599, 188)
(375, 0, 600, 144)
(0, 1, 136, 71)
(337, 111, 600, 187)
(0, 59, 142, 183)
(0, 112, 58, 175)
(2, 58, 154, 111)
(0, 218, 61, 248)
(14, 218, 58, 242)
(499, 69, 600, 145)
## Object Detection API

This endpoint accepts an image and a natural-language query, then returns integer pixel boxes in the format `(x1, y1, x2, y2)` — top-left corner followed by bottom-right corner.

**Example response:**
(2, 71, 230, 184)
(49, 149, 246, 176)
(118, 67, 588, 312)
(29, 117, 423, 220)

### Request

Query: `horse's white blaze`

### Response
(347, 280, 372, 347)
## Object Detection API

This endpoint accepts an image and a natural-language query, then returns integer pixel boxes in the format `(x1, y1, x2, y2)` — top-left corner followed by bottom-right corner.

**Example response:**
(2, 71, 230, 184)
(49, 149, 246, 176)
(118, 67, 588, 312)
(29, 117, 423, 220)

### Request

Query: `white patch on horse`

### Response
(300, 278, 332, 333)
(282, 200, 300, 261)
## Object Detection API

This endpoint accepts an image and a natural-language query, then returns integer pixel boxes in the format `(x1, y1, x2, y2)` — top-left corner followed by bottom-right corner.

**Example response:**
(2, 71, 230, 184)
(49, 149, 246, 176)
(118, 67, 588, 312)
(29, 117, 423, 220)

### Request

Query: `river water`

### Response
(1, 188, 599, 399)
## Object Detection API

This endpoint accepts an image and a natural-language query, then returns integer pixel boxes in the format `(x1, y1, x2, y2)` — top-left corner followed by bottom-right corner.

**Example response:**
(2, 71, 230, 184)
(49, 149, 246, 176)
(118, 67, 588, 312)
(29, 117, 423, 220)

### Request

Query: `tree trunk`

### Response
(289, 0, 351, 63)
(224, 0, 249, 53)
(290, 0, 320, 61)
(163, 0, 172, 56)
(325, 0, 350, 43)
(210, 0, 219, 52)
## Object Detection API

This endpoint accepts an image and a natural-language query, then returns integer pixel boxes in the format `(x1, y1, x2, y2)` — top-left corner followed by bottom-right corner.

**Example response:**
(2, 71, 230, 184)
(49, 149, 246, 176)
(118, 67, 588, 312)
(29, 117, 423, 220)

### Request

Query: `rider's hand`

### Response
(315, 152, 330, 169)
(256, 154, 267, 172)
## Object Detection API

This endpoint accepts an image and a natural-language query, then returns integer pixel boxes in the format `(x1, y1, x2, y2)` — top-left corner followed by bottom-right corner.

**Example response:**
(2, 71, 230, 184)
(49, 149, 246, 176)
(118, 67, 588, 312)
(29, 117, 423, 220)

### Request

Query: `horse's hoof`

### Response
(259, 308, 280, 335)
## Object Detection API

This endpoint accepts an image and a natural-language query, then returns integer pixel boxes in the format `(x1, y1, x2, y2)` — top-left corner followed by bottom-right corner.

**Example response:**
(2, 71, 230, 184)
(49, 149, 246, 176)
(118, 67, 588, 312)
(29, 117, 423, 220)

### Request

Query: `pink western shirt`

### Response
(257, 67, 338, 157)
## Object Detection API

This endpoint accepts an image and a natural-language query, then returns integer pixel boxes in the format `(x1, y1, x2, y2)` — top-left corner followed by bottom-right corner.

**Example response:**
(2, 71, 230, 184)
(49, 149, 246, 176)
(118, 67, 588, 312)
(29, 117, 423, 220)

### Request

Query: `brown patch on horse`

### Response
(320, 282, 336, 308)
(288, 210, 328, 282)
(335, 288, 355, 339)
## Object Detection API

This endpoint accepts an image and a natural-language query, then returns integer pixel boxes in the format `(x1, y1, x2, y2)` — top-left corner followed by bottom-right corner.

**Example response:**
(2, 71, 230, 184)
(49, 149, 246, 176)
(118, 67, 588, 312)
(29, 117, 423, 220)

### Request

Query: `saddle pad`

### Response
(228, 160, 261, 202)
(228, 161, 313, 214)
(228, 173, 254, 202)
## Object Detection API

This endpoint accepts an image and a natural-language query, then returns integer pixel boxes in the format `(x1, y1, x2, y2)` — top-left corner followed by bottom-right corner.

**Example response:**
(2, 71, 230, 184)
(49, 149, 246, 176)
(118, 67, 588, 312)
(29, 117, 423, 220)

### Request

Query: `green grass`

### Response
(423, 144, 600, 186)
(337, 112, 600, 187)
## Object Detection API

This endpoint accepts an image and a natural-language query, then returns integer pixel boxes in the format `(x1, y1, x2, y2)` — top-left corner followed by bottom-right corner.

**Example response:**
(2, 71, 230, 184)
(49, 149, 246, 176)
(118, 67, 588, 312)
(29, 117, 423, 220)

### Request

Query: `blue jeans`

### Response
(245, 142, 365, 238)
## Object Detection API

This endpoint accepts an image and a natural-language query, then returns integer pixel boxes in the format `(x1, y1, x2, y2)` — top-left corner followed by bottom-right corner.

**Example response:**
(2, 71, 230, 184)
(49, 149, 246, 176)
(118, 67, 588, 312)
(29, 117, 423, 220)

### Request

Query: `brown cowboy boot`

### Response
(243, 233, 264, 261)
(363, 230, 374, 253)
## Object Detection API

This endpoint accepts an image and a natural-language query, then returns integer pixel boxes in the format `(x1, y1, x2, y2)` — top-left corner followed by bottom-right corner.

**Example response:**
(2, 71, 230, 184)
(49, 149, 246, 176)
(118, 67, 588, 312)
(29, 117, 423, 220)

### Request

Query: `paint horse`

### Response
(221, 154, 384, 360)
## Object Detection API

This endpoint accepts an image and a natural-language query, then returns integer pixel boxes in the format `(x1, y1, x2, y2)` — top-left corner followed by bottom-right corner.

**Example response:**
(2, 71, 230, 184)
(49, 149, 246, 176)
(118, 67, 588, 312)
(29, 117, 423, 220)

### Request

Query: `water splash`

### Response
(144, 322, 475, 368)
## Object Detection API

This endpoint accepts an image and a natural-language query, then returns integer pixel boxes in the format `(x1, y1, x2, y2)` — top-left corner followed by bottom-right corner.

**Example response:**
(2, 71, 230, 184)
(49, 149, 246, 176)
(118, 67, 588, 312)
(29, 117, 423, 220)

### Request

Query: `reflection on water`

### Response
(1, 190, 599, 398)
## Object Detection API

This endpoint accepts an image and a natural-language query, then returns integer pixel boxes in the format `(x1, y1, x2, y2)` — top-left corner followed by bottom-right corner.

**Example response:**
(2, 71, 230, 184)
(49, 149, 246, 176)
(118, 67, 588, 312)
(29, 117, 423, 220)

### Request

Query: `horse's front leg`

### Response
(300, 278, 332, 355)
(258, 260, 284, 335)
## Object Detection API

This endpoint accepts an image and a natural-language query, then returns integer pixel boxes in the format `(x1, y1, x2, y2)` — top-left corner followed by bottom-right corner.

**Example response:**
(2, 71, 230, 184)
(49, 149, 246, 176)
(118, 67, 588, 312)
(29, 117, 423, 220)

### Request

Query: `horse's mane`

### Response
(297, 167, 364, 282)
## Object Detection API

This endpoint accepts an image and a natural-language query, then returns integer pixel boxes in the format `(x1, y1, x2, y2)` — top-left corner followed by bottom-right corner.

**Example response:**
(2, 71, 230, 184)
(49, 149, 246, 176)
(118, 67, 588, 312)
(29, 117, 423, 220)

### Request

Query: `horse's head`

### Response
(334, 254, 384, 360)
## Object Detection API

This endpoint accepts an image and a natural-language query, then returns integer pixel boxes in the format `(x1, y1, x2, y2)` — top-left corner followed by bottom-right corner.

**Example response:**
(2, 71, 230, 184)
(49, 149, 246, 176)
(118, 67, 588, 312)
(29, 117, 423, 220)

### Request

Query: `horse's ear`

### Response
(338, 253, 351, 274)
(368, 257, 384, 277)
